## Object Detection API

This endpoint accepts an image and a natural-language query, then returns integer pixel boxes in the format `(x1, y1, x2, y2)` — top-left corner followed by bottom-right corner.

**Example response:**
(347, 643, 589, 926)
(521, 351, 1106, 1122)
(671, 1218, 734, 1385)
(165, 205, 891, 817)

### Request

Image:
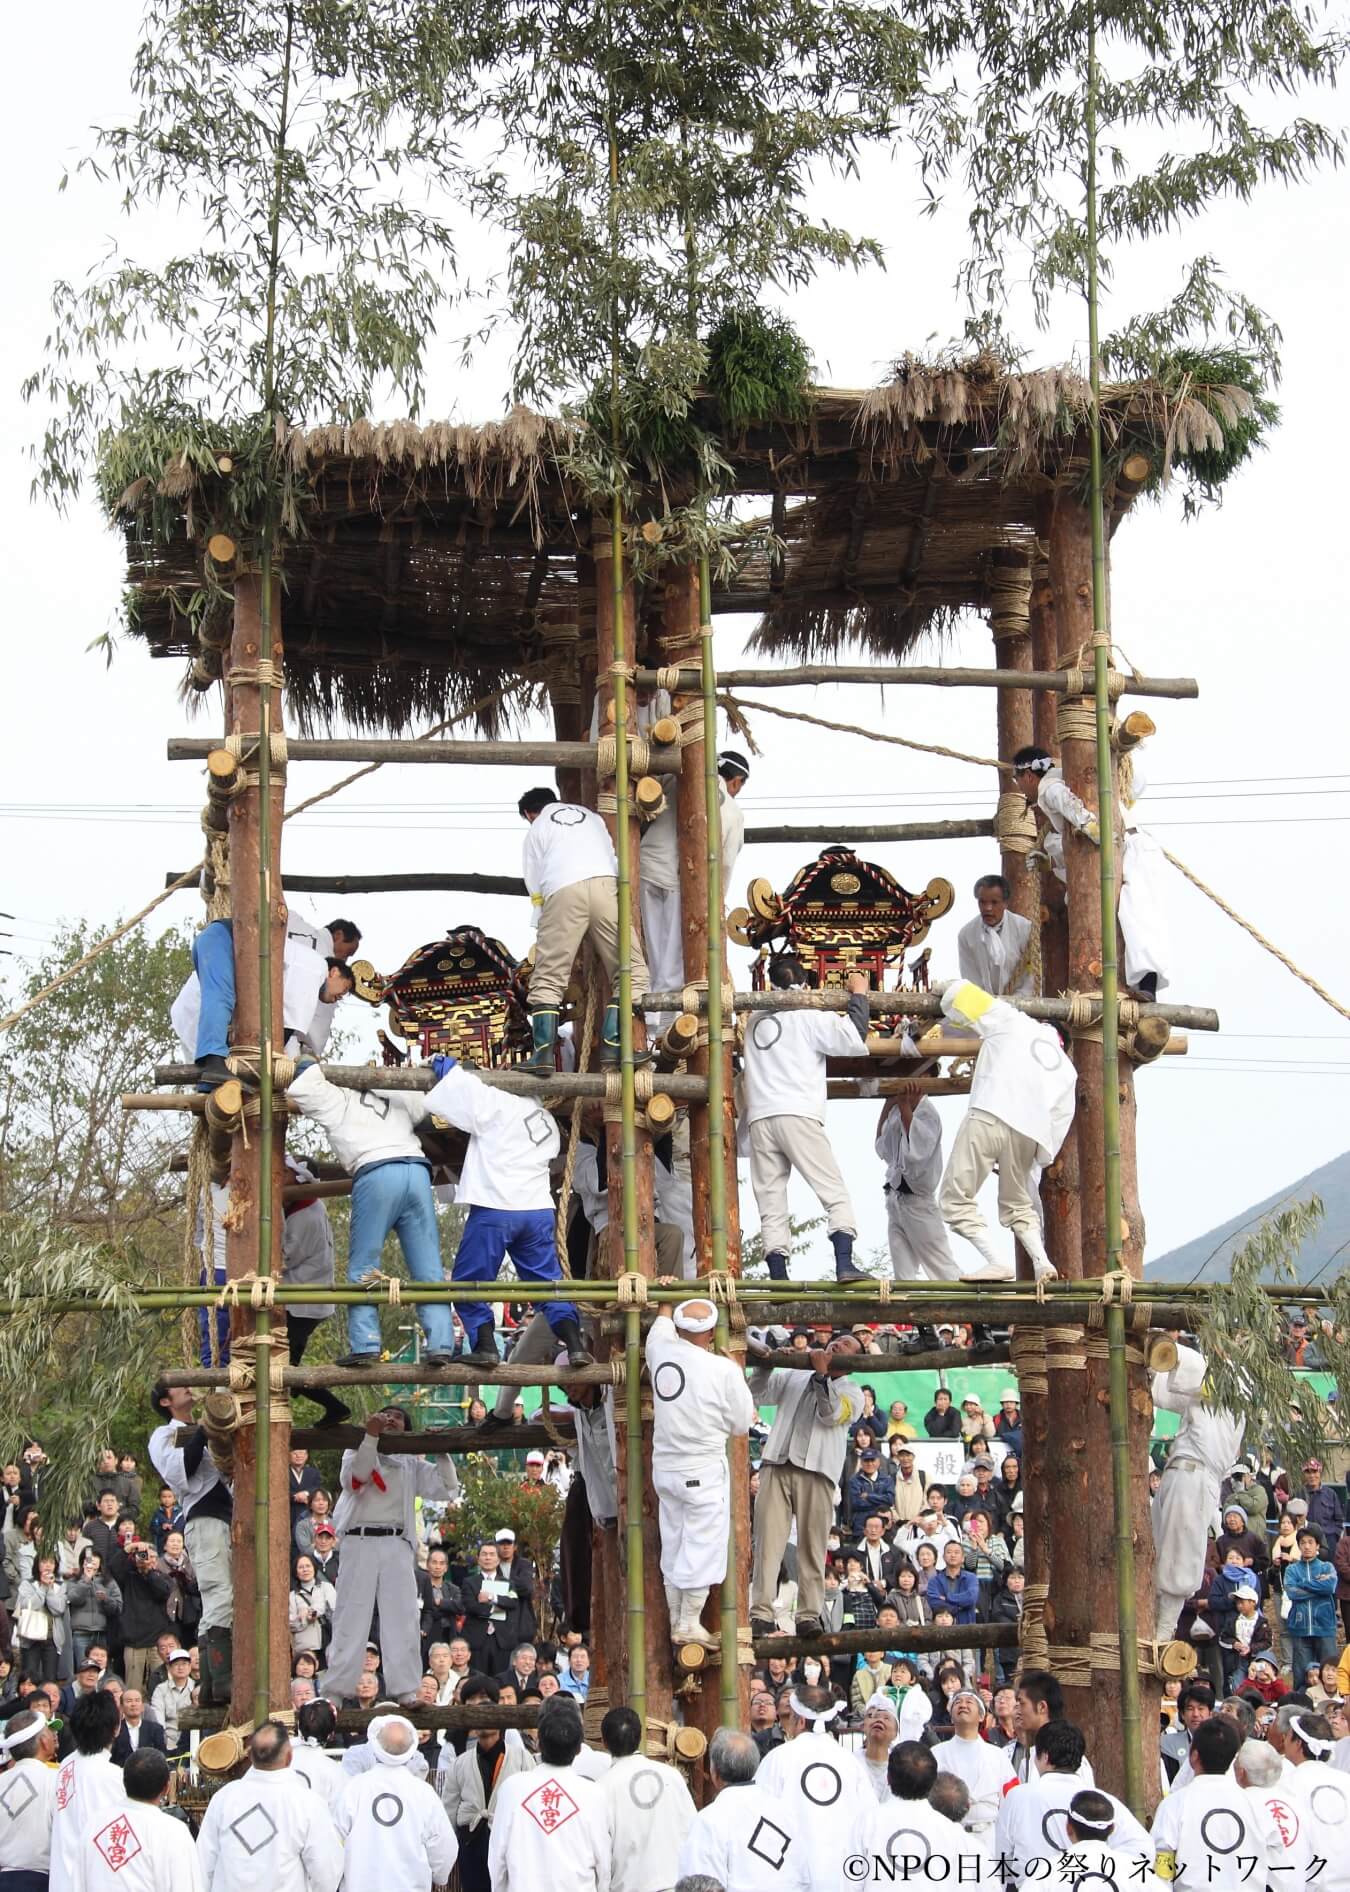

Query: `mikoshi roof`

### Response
(112, 353, 1247, 732)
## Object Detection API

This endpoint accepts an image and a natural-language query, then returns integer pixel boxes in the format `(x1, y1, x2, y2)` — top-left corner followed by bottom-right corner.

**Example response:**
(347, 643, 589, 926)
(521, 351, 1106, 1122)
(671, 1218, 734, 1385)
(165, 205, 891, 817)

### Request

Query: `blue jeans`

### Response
(346, 1160, 452, 1355)
(452, 1206, 578, 1345)
(199, 1264, 231, 1366)
(1289, 1631, 1337, 1687)
(192, 919, 236, 1059)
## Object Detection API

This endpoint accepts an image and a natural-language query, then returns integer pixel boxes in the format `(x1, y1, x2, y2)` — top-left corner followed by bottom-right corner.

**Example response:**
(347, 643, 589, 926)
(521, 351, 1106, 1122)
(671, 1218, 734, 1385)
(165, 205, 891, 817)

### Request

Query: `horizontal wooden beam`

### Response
(166, 1361, 619, 1389)
(758, 1295, 1197, 1328)
(181, 1701, 542, 1733)
(152, 1064, 709, 1100)
(168, 736, 681, 771)
(744, 818, 994, 845)
(289, 1421, 574, 1453)
(827, 1076, 972, 1098)
(753, 1620, 1019, 1660)
(641, 665, 1199, 701)
(166, 869, 529, 898)
(752, 1344, 1010, 1370)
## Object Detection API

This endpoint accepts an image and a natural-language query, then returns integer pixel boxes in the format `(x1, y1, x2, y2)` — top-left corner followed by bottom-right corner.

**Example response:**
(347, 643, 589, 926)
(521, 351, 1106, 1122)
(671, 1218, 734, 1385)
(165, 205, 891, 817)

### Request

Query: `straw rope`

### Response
(615, 1272, 648, 1307)
(217, 1272, 277, 1311)
(1009, 1329, 1048, 1398)
(1020, 1583, 1050, 1666)
(595, 733, 652, 778)
(1056, 699, 1099, 746)
(719, 694, 1006, 773)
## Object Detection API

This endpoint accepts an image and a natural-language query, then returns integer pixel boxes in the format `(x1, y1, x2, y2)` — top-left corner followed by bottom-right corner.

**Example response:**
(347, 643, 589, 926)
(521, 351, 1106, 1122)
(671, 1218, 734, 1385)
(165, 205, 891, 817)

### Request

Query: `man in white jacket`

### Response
(518, 787, 651, 1069)
(757, 1687, 875, 1890)
(676, 1729, 809, 1892)
(640, 750, 749, 1024)
(936, 979, 1075, 1282)
(1150, 1341, 1245, 1641)
(287, 1061, 454, 1366)
(647, 1300, 757, 1648)
(423, 1054, 592, 1370)
(746, 1333, 862, 1638)
(957, 875, 1036, 998)
(875, 1093, 959, 1286)
(598, 1706, 696, 1892)
(488, 1699, 611, 1892)
(743, 960, 871, 1283)
(197, 1722, 342, 1892)
(49, 1695, 129, 1892)
(70, 1749, 202, 1892)
(335, 1715, 458, 1892)
(172, 921, 353, 1090)
(0, 1708, 59, 1888)
(321, 1409, 459, 1706)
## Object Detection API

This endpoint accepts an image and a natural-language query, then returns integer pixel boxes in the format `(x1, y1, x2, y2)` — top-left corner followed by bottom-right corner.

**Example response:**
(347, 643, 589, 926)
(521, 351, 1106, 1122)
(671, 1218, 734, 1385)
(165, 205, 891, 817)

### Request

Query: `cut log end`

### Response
(207, 533, 237, 565)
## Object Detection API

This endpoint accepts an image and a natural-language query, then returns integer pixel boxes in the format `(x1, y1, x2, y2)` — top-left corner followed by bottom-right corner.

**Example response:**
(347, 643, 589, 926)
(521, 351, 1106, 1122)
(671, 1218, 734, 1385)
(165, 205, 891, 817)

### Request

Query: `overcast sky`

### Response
(3, 5, 1348, 1271)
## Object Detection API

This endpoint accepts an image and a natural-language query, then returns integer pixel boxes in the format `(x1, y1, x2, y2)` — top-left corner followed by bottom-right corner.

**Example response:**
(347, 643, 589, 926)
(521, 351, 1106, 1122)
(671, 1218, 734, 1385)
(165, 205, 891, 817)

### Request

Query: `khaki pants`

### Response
(938, 1108, 1049, 1274)
(529, 876, 651, 1009)
(748, 1115, 855, 1255)
(585, 1222, 683, 1276)
(751, 1462, 837, 1620)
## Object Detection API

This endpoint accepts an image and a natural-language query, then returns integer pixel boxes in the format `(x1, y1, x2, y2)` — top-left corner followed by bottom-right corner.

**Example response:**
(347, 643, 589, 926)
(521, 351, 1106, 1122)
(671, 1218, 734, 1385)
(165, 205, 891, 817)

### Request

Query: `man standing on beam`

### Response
(957, 874, 1036, 997)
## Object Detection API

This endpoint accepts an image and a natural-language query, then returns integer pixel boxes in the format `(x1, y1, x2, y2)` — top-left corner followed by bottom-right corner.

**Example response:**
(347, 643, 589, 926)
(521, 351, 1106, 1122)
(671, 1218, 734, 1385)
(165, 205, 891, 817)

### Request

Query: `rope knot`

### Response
(704, 1271, 738, 1306)
(615, 1272, 649, 1308)
(217, 1271, 276, 1311)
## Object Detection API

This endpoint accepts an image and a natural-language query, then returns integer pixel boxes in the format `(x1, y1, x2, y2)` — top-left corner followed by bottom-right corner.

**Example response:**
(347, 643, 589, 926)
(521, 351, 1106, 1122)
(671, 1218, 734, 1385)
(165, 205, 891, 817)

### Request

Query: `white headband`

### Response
(788, 1692, 843, 1725)
(1068, 1806, 1115, 1839)
(673, 1300, 718, 1335)
(1291, 1715, 1335, 1759)
(369, 1714, 420, 1767)
(0, 1711, 48, 1754)
(1020, 755, 1054, 774)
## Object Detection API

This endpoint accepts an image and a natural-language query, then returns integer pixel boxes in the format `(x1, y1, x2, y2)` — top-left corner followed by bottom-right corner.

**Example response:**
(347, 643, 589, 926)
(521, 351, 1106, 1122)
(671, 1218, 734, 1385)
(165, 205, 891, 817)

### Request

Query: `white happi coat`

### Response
(646, 1315, 757, 1589)
(1036, 766, 1097, 884)
(487, 1763, 612, 1892)
(1242, 1780, 1314, 1883)
(742, 1005, 866, 1128)
(172, 936, 336, 1062)
(1151, 1345, 1245, 1638)
(957, 911, 1035, 998)
(676, 1782, 810, 1892)
(336, 1756, 458, 1892)
(929, 1734, 1016, 1831)
(994, 1773, 1152, 1888)
(1151, 1772, 1283, 1891)
(197, 1767, 343, 1892)
(757, 1729, 874, 1891)
(283, 1740, 345, 1814)
(1120, 752, 1171, 993)
(599, 1753, 697, 1892)
(50, 1752, 127, 1892)
(0, 1755, 58, 1878)
(70, 1798, 203, 1892)
(941, 982, 1076, 1166)
(1285, 1761, 1350, 1892)
(876, 1099, 959, 1282)
(523, 804, 619, 901)
(425, 1063, 559, 1211)
(866, 1795, 994, 1884)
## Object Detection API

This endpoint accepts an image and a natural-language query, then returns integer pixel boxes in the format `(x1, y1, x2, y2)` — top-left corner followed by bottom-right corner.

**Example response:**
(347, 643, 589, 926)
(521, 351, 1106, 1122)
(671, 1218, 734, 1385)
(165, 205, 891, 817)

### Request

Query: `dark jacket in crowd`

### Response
(107, 1545, 174, 1647)
(923, 1407, 962, 1441)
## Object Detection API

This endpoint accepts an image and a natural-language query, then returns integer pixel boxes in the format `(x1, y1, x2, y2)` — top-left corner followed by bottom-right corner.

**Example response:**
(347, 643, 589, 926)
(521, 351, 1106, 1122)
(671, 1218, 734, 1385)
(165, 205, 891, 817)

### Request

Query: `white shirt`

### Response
(641, 781, 742, 893)
(148, 1420, 229, 1520)
(288, 1065, 430, 1177)
(1285, 1760, 1350, 1892)
(1150, 1346, 1245, 1482)
(677, 1782, 810, 1892)
(600, 1753, 697, 1892)
(1241, 1779, 1314, 1882)
(286, 1741, 344, 1815)
(1037, 767, 1097, 881)
(929, 1734, 1016, 1829)
(336, 1761, 458, 1892)
(523, 805, 618, 901)
(569, 1747, 611, 1782)
(957, 913, 1035, 998)
(331, 1432, 458, 1538)
(341, 1741, 429, 1783)
(198, 1766, 343, 1892)
(425, 1064, 560, 1212)
(1151, 1771, 1283, 1890)
(571, 1143, 609, 1234)
(0, 1755, 58, 1877)
(488, 1763, 612, 1892)
(876, 1099, 944, 1197)
(742, 1000, 867, 1127)
(70, 1798, 203, 1892)
(645, 1315, 757, 1471)
(994, 1771, 1152, 1888)
(866, 1795, 994, 1884)
(172, 937, 335, 1062)
(50, 1751, 128, 1892)
(285, 913, 335, 960)
(941, 983, 1076, 1166)
(757, 1729, 875, 1890)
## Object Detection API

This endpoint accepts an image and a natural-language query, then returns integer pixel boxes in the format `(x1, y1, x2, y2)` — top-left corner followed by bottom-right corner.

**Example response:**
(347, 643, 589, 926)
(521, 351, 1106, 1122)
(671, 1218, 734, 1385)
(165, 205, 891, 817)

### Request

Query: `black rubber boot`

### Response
(303, 1389, 352, 1428)
(831, 1229, 867, 1283)
(200, 1626, 233, 1707)
(905, 1324, 943, 1353)
(554, 1317, 594, 1368)
(463, 1328, 500, 1369)
(969, 1324, 997, 1353)
(765, 1251, 790, 1282)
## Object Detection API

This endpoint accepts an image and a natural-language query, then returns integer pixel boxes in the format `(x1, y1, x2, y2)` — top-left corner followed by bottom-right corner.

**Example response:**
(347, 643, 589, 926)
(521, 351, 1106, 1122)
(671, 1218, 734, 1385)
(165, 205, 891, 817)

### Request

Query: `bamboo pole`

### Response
(635, 992, 1220, 1030)
(624, 1303, 646, 1723)
(169, 735, 682, 772)
(635, 665, 1199, 700)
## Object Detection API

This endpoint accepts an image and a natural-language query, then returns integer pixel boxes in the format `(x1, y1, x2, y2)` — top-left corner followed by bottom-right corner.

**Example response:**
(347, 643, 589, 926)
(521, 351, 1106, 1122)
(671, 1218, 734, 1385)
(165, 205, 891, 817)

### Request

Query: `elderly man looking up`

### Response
(336, 1714, 457, 1892)
(676, 1729, 808, 1892)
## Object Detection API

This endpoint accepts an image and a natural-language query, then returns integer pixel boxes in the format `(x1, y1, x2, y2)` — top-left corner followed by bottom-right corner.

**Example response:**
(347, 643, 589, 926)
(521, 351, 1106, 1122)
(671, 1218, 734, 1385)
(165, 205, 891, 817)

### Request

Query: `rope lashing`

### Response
(217, 1272, 277, 1311)
(681, 979, 736, 1050)
(1021, 1582, 1050, 1665)
(1010, 1329, 1049, 1398)
(704, 1271, 738, 1305)
(1100, 1269, 1135, 1307)
(609, 1356, 627, 1386)
(1059, 666, 1125, 701)
(358, 1272, 404, 1307)
(603, 1070, 656, 1106)
(615, 1272, 649, 1307)
(272, 1055, 297, 1090)
(223, 730, 288, 770)
(1043, 1323, 1088, 1372)
(996, 792, 1038, 855)
(654, 665, 682, 692)
(595, 733, 652, 778)
(1056, 699, 1099, 746)
(876, 1278, 891, 1304)
(224, 659, 281, 691)
(605, 660, 636, 683)
(987, 562, 1032, 642)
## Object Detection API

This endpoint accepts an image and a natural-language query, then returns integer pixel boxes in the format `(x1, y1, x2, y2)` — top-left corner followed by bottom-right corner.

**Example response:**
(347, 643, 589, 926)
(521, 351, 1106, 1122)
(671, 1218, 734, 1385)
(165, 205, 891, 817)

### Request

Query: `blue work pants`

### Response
(451, 1206, 578, 1345)
(192, 919, 236, 1060)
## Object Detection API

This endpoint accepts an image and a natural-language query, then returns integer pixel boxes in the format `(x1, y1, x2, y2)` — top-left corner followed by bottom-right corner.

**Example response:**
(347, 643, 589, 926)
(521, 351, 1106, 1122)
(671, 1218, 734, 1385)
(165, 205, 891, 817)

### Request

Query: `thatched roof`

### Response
(115, 355, 1247, 731)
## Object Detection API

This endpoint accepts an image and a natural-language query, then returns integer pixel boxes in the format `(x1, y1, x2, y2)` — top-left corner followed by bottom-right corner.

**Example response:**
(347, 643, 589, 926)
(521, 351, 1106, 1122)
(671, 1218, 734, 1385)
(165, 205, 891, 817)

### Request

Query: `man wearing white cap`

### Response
(1281, 1710, 1350, 1891)
(929, 1690, 1015, 1834)
(1234, 1739, 1314, 1884)
(1150, 1715, 1283, 1891)
(936, 979, 1074, 1282)
(488, 1698, 611, 1892)
(875, 1090, 959, 1286)
(757, 1686, 873, 1890)
(198, 1720, 342, 1892)
(335, 1715, 457, 1892)
(745, 1331, 863, 1638)
(322, 1407, 459, 1707)
(853, 1697, 900, 1805)
(646, 1299, 757, 1648)
(0, 1709, 59, 1892)
(1150, 1341, 1245, 1641)
(70, 1749, 202, 1892)
(677, 1729, 808, 1892)
(148, 1650, 193, 1755)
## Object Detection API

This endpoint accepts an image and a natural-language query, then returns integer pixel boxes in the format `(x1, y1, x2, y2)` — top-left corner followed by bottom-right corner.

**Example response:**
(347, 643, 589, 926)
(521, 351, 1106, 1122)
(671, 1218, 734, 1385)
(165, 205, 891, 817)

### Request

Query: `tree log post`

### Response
(1045, 494, 1159, 1806)
(544, 609, 586, 806)
(224, 572, 291, 1719)
(591, 524, 669, 1734)
(989, 550, 1037, 921)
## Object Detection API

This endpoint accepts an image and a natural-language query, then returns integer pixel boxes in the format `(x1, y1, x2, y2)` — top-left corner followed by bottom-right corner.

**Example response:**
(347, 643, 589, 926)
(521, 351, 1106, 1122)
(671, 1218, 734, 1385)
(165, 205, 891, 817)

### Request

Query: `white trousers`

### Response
(749, 1115, 856, 1255)
(322, 1535, 422, 1701)
(885, 1189, 961, 1281)
(1121, 829, 1171, 992)
(640, 883, 686, 991)
(184, 1513, 233, 1632)
(653, 1457, 731, 1589)
(939, 1108, 1049, 1275)
(1153, 1458, 1218, 1640)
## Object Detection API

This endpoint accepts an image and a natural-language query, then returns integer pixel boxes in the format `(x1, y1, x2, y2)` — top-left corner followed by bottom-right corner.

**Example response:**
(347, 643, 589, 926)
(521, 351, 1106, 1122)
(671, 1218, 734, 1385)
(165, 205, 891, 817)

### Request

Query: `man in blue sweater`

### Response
(1282, 1524, 1340, 1687)
(927, 1539, 980, 1625)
